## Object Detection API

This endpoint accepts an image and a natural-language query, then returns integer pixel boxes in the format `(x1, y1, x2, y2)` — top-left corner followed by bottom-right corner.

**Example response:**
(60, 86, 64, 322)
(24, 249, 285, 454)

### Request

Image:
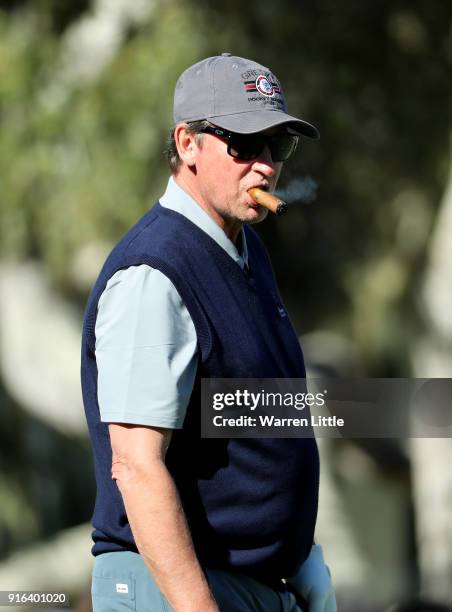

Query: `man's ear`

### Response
(174, 124, 198, 167)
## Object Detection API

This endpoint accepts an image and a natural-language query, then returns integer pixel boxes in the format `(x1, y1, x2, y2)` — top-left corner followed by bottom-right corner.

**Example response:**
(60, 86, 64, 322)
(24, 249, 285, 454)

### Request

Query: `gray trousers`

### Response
(92, 552, 303, 612)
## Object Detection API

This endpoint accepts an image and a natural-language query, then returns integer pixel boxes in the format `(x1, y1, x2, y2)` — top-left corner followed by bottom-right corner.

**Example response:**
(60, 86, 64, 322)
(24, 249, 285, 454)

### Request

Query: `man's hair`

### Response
(165, 120, 213, 173)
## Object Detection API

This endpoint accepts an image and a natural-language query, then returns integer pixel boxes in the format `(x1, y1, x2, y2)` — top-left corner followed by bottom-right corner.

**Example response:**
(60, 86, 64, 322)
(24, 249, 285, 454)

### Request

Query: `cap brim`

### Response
(208, 110, 319, 139)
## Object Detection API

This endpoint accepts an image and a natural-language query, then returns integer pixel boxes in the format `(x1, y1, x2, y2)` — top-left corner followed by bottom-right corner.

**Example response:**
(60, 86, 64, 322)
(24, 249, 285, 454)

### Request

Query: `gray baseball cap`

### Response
(173, 53, 319, 138)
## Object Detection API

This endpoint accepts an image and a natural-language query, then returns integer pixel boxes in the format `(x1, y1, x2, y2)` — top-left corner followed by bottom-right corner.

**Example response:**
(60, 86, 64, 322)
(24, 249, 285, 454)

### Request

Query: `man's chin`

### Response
(245, 205, 269, 225)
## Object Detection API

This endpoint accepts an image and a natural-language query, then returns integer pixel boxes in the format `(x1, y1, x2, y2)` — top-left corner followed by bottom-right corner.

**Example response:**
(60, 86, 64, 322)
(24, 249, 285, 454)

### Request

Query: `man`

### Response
(81, 53, 337, 611)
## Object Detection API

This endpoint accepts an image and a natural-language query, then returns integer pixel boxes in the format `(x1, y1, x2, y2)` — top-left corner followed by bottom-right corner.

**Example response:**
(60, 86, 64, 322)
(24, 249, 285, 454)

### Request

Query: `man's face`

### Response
(191, 126, 285, 228)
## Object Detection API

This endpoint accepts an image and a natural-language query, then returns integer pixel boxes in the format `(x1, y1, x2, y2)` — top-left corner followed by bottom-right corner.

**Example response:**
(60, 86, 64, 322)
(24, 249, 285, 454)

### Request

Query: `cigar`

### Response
(248, 188, 288, 216)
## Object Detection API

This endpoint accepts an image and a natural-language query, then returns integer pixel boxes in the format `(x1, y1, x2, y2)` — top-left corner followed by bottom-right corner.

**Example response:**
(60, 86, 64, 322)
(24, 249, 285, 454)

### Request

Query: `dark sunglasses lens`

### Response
(269, 134, 299, 161)
(228, 135, 265, 160)
(228, 133, 299, 161)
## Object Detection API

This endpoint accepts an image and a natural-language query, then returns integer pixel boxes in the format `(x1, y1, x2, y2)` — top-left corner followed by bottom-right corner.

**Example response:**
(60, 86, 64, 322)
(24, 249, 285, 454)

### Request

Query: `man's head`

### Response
(168, 54, 319, 237)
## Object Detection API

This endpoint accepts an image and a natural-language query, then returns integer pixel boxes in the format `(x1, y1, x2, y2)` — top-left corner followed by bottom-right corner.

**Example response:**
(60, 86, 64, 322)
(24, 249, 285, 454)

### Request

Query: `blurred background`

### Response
(0, 0, 451, 610)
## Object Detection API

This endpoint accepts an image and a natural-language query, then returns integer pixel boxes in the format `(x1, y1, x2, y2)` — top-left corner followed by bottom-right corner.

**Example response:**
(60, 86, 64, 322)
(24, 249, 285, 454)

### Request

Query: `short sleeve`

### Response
(95, 264, 198, 428)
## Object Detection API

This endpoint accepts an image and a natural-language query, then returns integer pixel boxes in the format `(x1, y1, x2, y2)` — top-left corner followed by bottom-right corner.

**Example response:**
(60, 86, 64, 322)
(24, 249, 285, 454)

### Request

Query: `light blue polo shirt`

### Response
(95, 177, 248, 428)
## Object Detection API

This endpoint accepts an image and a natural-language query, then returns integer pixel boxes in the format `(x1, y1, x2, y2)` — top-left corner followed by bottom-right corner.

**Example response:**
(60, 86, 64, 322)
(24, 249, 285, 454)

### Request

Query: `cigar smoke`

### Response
(276, 176, 318, 204)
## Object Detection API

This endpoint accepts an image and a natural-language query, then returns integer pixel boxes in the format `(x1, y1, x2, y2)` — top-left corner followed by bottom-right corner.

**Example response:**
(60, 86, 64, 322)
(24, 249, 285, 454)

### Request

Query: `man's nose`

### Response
(251, 145, 276, 176)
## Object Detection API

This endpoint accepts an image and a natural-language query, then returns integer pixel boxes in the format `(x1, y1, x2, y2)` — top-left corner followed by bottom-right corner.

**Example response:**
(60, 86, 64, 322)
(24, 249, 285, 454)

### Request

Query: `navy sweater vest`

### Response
(81, 203, 319, 582)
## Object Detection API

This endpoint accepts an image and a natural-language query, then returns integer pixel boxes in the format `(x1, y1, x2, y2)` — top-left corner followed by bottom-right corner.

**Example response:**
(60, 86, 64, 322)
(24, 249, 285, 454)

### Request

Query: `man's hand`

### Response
(287, 544, 337, 612)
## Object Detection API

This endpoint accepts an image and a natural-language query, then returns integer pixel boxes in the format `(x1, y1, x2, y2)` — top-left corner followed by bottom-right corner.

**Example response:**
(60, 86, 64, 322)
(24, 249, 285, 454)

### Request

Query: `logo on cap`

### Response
(256, 75, 275, 97)
(244, 74, 281, 97)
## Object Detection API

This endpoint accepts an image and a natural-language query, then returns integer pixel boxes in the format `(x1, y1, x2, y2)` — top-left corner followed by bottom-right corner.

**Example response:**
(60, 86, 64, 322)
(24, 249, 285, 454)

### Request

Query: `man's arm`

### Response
(109, 423, 219, 612)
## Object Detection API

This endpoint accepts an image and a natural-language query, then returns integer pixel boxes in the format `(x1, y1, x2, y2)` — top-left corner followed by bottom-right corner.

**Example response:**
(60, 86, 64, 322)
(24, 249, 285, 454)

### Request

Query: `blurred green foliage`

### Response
(0, 0, 451, 373)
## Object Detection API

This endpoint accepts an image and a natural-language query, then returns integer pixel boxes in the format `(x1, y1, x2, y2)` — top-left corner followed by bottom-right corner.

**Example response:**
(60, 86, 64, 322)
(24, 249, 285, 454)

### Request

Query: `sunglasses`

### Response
(198, 125, 299, 162)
